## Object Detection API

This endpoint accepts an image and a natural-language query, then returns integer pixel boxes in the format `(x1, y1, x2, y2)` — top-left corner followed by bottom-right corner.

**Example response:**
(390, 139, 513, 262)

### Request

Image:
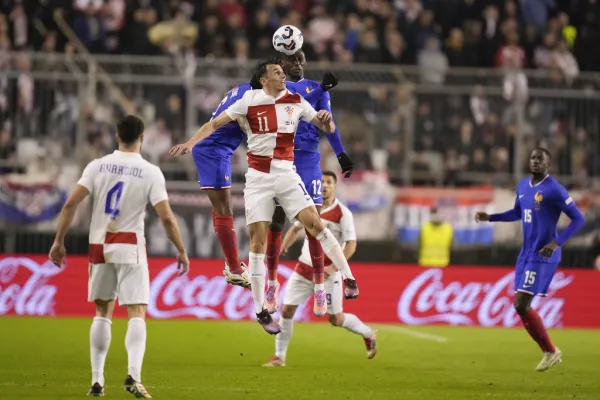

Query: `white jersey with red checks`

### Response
(77, 150, 168, 265)
(295, 198, 356, 279)
(225, 89, 317, 174)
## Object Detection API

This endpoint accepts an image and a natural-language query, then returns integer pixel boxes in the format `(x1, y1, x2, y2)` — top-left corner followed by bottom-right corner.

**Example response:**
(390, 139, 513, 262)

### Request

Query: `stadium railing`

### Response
(1, 53, 599, 267)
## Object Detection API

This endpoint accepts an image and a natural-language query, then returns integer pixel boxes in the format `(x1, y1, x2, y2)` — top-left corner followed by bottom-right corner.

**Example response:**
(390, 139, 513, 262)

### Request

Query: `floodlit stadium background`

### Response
(0, 2, 599, 399)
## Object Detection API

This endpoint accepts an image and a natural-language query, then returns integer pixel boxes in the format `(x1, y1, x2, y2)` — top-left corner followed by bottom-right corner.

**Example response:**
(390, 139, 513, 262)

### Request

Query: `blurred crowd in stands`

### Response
(0, 0, 599, 189)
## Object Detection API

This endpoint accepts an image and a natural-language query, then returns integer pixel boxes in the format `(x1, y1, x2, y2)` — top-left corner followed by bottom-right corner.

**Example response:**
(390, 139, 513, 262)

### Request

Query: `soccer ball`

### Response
(272, 25, 303, 56)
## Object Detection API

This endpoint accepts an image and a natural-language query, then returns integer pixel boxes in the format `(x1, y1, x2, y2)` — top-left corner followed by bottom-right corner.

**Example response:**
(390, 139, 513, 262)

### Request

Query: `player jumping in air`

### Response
(475, 148, 584, 372)
(264, 50, 356, 318)
(170, 59, 358, 334)
(191, 80, 257, 289)
(192, 67, 344, 290)
(263, 171, 376, 367)
(49, 116, 189, 398)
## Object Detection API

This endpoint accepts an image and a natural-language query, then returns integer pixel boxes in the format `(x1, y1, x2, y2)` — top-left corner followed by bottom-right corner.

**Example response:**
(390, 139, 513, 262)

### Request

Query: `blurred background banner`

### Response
(2, 255, 599, 328)
(394, 186, 494, 244)
(0, 176, 66, 224)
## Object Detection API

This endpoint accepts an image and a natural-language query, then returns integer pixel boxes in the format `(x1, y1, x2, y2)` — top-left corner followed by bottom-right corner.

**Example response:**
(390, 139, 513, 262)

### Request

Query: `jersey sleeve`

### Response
(299, 95, 318, 122)
(315, 90, 332, 113)
(211, 84, 250, 120)
(225, 90, 251, 120)
(148, 167, 169, 206)
(489, 185, 522, 222)
(77, 159, 99, 194)
(340, 207, 357, 242)
(553, 182, 585, 245)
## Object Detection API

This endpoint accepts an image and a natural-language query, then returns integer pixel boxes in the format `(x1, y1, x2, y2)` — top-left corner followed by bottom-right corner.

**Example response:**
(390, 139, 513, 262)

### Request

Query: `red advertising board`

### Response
(0, 255, 599, 328)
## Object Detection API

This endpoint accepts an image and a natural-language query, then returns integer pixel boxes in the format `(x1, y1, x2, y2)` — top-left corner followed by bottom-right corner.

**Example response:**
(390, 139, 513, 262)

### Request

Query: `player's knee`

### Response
(302, 212, 324, 237)
(249, 240, 266, 254)
(126, 304, 147, 319)
(513, 298, 531, 316)
(328, 313, 344, 327)
(95, 300, 114, 318)
(281, 305, 297, 319)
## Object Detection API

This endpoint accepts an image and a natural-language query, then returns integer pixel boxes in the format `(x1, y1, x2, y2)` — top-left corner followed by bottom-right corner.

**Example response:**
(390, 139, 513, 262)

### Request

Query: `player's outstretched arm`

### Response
(169, 111, 234, 157)
(154, 200, 189, 276)
(280, 223, 304, 255)
(313, 85, 354, 177)
(475, 196, 521, 223)
(49, 184, 90, 267)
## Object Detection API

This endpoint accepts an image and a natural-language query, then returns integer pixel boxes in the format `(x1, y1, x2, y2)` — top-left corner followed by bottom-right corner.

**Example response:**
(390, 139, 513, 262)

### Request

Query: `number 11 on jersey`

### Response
(105, 181, 124, 219)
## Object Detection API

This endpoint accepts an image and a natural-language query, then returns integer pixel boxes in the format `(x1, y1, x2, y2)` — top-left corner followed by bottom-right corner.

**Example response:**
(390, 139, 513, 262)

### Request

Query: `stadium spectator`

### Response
(347, 139, 373, 171)
(417, 36, 448, 84)
(73, 0, 107, 53)
(386, 138, 404, 186)
(0, 128, 16, 174)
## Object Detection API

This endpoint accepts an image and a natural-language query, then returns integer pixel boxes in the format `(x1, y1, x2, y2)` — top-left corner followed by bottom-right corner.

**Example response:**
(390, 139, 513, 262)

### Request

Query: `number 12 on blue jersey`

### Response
(105, 181, 124, 219)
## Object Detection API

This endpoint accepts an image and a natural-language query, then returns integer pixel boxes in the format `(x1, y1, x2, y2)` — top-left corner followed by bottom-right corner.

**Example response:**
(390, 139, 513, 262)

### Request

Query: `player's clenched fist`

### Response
(316, 110, 332, 123)
(169, 143, 192, 157)
(474, 212, 490, 222)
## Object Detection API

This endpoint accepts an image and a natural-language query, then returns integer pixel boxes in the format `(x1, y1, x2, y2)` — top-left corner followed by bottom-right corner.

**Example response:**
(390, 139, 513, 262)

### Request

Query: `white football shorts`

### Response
(283, 270, 343, 315)
(244, 169, 314, 225)
(87, 263, 150, 305)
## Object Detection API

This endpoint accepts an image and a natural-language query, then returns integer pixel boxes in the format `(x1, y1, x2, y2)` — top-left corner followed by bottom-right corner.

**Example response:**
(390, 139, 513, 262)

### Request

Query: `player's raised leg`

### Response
(205, 189, 248, 287)
(295, 164, 327, 315)
(248, 221, 281, 334)
(89, 299, 114, 397)
(265, 206, 286, 313)
(123, 303, 151, 398)
(295, 206, 359, 299)
(326, 270, 377, 359)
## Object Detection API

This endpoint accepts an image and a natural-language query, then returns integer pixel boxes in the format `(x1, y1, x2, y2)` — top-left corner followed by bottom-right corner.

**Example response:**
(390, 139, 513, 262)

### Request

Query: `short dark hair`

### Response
(253, 56, 282, 84)
(116, 115, 144, 144)
(536, 147, 552, 160)
(322, 170, 337, 183)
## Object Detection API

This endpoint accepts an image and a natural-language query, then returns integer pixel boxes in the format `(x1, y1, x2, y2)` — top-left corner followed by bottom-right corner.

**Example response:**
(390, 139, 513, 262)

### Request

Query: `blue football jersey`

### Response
(285, 79, 331, 153)
(193, 83, 252, 158)
(514, 175, 580, 264)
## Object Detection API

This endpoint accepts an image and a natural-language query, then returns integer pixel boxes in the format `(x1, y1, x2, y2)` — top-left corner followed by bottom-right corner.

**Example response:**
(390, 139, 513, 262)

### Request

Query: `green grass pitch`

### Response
(0, 317, 598, 399)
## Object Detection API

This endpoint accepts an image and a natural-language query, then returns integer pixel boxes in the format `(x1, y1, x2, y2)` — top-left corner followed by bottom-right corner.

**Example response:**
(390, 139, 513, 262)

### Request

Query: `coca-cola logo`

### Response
(398, 269, 574, 327)
(148, 264, 311, 321)
(0, 257, 61, 316)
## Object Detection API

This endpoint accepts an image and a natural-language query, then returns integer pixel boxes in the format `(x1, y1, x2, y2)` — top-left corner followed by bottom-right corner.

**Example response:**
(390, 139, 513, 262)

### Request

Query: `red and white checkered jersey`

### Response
(225, 89, 318, 174)
(77, 150, 168, 265)
(297, 198, 356, 273)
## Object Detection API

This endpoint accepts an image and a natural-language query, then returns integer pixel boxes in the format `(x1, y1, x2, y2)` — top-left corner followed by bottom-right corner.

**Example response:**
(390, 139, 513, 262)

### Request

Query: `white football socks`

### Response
(341, 313, 372, 338)
(275, 318, 294, 362)
(90, 316, 112, 386)
(316, 228, 355, 280)
(249, 252, 266, 314)
(125, 317, 147, 382)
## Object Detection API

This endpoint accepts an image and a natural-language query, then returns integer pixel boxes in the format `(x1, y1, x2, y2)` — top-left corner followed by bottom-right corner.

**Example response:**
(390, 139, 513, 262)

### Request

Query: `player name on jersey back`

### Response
(77, 150, 169, 265)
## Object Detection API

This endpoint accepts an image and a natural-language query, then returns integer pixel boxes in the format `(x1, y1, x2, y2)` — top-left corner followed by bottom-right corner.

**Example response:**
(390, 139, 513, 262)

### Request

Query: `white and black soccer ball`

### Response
(272, 25, 303, 56)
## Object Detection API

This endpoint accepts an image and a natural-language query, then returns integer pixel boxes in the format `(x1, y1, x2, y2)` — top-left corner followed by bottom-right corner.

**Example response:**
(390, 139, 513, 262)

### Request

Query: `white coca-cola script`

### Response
(148, 264, 311, 321)
(397, 269, 574, 327)
(0, 257, 61, 316)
